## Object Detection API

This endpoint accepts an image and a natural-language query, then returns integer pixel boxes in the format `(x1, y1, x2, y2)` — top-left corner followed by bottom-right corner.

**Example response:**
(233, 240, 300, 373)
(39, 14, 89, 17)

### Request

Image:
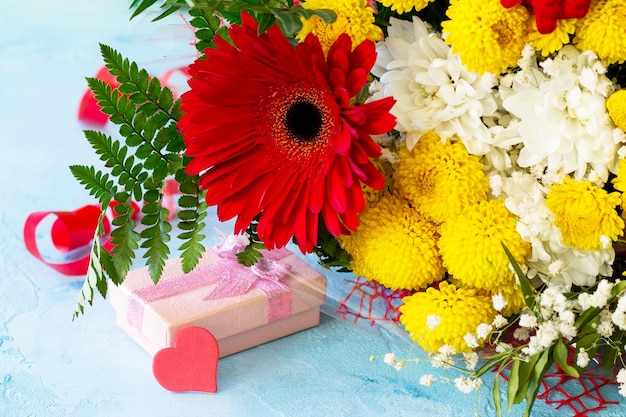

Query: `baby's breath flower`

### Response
(454, 376, 482, 394)
(476, 323, 494, 340)
(383, 352, 405, 370)
(492, 294, 507, 312)
(519, 313, 538, 329)
(493, 314, 509, 329)
(576, 348, 590, 368)
(514, 327, 530, 341)
(420, 374, 435, 387)
(463, 333, 479, 349)
(426, 314, 441, 329)
(463, 352, 479, 371)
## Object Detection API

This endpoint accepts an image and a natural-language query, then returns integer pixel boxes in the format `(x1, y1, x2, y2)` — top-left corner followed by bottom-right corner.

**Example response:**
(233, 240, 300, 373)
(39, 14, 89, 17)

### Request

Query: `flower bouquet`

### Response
(72, 0, 626, 415)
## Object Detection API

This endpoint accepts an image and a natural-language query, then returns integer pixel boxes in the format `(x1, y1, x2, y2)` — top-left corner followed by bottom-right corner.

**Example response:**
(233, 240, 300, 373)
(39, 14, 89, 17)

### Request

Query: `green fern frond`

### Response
(69, 165, 117, 206)
(175, 170, 207, 273)
(73, 210, 117, 319)
(82, 130, 148, 198)
(99, 44, 182, 120)
(129, 0, 189, 21)
(140, 190, 172, 283)
(109, 194, 141, 279)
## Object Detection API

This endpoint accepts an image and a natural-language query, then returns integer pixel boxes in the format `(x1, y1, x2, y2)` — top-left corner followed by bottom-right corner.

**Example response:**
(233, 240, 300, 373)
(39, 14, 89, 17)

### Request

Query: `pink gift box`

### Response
(109, 244, 326, 357)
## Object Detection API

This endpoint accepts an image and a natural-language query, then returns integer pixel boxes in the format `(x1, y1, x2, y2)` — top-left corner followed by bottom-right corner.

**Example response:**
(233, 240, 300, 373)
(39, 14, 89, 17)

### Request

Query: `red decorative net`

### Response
(537, 362, 618, 416)
(335, 276, 412, 326)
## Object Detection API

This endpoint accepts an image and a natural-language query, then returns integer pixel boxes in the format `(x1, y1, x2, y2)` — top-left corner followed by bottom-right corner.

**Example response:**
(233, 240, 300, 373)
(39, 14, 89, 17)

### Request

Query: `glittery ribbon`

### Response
(126, 235, 293, 333)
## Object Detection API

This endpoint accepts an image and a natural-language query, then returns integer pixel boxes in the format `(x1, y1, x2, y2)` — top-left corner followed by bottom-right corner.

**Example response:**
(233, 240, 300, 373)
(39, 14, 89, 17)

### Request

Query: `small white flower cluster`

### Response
(462, 296, 511, 355)
(454, 376, 483, 394)
(618, 368, 626, 397)
(383, 352, 405, 370)
(381, 349, 483, 395)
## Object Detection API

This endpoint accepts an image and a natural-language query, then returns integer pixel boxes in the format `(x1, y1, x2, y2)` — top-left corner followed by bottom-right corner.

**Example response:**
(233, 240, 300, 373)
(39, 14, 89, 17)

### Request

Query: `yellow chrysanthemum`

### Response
(378, 0, 434, 14)
(399, 281, 496, 353)
(296, 0, 382, 54)
(529, 19, 577, 57)
(441, 0, 532, 74)
(346, 194, 444, 291)
(438, 199, 530, 290)
(575, 0, 626, 65)
(607, 90, 626, 132)
(395, 131, 489, 224)
(612, 159, 626, 211)
(449, 276, 525, 318)
(547, 177, 624, 251)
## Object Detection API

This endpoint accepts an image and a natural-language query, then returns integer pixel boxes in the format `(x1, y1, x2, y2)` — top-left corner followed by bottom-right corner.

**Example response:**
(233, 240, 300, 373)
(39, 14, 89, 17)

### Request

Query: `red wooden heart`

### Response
(152, 326, 219, 393)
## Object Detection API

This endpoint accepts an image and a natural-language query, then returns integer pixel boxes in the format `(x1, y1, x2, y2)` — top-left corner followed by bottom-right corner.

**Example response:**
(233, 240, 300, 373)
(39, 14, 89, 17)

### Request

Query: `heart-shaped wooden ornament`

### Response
(152, 326, 219, 393)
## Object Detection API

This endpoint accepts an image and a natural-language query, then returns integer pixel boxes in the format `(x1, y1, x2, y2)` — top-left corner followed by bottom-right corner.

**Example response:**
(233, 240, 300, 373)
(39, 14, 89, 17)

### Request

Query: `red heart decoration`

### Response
(152, 326, 219, 393)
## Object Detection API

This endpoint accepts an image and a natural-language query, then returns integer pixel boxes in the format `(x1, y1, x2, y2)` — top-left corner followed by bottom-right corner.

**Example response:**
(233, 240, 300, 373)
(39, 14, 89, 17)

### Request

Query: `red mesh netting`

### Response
(495, 345, 619, 416)
(335, 276, 412, 326)
(537, 361, 618, 416)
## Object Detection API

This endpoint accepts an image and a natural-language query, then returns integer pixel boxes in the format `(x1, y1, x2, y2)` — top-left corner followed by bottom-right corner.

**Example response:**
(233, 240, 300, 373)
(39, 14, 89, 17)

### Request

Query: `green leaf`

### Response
(256, 13, 276, 34)
(554, 340, 579, 377)
(236, 246, 264, 267)
(522, 348, 553, 417)
(507, 358, 520, 411)
(272, 9, 302, 36)
(502, 244, 537, 313)
(509, 353, 538, 405)
(493, 374, 503, 417)
(310, 9, 337, 24)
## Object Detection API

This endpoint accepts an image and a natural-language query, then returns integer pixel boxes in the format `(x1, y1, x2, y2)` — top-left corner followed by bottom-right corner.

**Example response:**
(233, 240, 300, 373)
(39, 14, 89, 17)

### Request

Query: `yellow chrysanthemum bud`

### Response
(438, 200, 530, 290)
(400, 281, 496, 353)
(607, 90, 626, 132)
(546, 177, 624, 251)
(346, 194, 444, 291)
(296, 0, 382, 54)
(529, 19, 577, 57)
(395, 132, 489, 224)
(612, 159, 626, 212)
(378, 0, 434, 14)
(574, 0, 626, 65)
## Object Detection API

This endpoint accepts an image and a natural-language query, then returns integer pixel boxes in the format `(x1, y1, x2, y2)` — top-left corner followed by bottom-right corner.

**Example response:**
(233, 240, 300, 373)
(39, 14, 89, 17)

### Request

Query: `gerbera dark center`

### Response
(285, 101, 323, 143)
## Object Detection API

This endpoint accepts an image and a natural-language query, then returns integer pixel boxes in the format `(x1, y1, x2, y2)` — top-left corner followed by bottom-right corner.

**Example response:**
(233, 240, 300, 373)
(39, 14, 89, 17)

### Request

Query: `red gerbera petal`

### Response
(178, 12, 395, 253)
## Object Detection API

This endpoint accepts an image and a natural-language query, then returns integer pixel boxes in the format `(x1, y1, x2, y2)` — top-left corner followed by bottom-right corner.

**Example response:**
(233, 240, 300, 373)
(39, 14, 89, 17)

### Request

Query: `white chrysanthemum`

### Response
(499, 46, 624, 182)
(371, 16, 498, 154)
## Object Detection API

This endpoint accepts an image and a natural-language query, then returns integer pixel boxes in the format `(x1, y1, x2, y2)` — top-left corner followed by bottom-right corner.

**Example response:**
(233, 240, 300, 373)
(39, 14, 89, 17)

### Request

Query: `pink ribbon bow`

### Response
(126, 235, 293, 333)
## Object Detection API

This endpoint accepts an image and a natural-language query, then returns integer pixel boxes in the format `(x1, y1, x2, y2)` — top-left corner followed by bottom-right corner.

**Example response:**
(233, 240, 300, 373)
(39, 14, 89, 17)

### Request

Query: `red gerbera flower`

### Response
(178, 13, 395, 253)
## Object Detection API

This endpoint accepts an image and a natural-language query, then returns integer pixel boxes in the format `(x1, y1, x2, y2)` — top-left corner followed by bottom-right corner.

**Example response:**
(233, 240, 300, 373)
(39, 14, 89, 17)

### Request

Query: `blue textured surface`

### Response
(1, 2, 626, 416)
